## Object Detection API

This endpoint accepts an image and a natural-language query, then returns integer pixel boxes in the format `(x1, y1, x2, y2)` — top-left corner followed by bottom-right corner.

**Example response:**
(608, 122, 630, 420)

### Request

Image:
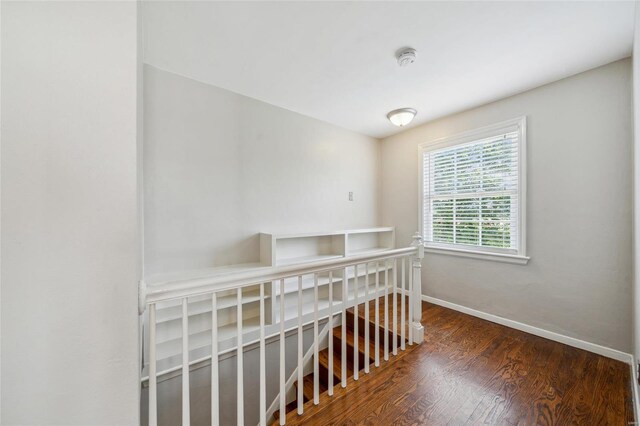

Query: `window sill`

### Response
(424, 246, 530, 265)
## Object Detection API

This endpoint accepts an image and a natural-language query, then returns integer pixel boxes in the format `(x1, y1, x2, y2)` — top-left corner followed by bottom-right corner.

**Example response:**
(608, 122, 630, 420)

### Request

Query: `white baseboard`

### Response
(422, 295, 633, 364)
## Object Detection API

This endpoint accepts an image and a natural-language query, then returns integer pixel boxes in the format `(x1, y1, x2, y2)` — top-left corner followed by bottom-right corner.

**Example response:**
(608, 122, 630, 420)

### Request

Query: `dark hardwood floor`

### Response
(282, 301, 634, 425)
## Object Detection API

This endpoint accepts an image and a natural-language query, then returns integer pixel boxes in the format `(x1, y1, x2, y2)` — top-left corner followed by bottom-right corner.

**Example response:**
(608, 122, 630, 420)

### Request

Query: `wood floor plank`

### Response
(280, 301, 634, 426)
(387, 320, 514, 425)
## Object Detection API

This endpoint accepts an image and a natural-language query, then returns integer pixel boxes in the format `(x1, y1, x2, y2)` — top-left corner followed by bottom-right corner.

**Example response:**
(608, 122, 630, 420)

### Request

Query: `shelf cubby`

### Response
(346, 227, 395, 256)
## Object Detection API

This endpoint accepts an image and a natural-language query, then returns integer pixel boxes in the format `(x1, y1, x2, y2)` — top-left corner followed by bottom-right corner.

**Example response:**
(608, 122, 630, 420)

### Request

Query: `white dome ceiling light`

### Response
(387, 108, 417, 127)
(396, 48, 417, 67)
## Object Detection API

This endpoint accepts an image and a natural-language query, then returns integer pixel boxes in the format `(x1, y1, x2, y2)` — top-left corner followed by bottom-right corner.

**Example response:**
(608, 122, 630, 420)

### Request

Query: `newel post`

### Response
(411, 232, 425, 343)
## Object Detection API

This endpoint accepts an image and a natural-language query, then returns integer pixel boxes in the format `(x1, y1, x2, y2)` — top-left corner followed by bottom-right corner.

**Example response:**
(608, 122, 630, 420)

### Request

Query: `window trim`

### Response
(418, 116, 529, 265)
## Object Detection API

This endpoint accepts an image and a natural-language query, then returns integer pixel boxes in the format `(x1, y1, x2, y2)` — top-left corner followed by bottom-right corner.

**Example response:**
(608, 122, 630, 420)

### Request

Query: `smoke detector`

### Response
(397, 48, 417, 67)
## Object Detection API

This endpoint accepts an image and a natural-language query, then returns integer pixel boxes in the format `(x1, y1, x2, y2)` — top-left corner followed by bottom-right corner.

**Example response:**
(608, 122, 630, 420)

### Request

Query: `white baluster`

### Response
(364, 263, 370, 374)
(279, 279, 285, 425)
(384, 262, 389, 362)
(353, 263, 359, 380)
(392, 258, 398, 356)
(149, 304, 157, 426)
(182, 298, 190, 426)
(408, 257, 414, 346)
(297, 276, 303, 415)
(375, 262, 380, 367)
(237, 288, 244, 425)
(341, 267, 347, 388)
(259, 284, 266, 426)
(401, 258, 406, 351)
(313, 273, 319, 404)
(211, 294, 219, 426)
(328, 271, 334, 396)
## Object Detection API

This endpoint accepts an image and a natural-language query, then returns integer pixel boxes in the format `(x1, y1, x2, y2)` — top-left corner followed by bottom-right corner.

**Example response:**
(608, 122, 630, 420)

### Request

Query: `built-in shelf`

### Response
(143, 227, 396, 376)
(156, 289, 266, 324)
(145, 262, 269, 287)
(346, 228, 395, 256)
(276, 254, 344, 267)
(155, 317, 262, 363)
(348, 247, 391, 256)
(260, 227, 394, 266)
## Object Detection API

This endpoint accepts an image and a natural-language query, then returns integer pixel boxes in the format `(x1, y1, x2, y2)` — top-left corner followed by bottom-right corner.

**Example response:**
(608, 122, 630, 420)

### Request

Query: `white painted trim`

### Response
(425, 246, 530, 265)
(418, 117, 526, 152)
(631, 357, 640, 422)
(422, 295, 633, 363)
(417, 116, 528, 260)
(261, 227, 394, 240)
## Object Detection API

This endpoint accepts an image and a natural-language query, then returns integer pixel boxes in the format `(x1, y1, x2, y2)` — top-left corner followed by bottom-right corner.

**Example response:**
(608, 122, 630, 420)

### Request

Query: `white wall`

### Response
(381, 59, 633, 352)
(141, 326, 318, 425)
(144, 65, 380, 276)
(1, 2, 140, 424)
(633, 0, 640, 383)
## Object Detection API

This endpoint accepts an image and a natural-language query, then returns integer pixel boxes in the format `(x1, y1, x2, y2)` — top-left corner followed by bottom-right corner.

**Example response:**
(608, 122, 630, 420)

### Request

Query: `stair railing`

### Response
(139, 233, 424, 426)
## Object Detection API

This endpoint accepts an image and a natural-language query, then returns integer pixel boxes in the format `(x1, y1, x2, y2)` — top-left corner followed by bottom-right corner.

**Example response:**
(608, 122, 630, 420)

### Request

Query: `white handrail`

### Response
(140, 246, 418, 309)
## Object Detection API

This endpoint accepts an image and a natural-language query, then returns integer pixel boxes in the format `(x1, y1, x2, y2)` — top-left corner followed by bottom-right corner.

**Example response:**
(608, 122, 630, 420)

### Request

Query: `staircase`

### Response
(141, 238, 424, 426)
(273, 298, 403, 423)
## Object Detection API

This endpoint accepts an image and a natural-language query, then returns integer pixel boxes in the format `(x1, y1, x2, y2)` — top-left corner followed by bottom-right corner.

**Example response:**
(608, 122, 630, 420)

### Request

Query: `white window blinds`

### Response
(422, 126, 523, 254)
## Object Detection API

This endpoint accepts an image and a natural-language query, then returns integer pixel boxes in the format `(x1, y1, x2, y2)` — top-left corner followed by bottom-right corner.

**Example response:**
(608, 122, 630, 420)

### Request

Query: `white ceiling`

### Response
(143, 1, 635, 139)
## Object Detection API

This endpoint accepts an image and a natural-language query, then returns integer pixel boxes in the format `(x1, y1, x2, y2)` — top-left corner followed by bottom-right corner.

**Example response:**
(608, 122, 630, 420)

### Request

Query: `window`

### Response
(419, 117, 528, 264)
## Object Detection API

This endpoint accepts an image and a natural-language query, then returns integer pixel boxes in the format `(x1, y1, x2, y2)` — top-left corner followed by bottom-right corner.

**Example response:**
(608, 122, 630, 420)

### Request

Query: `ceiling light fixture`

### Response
(387, 108, 417, 127)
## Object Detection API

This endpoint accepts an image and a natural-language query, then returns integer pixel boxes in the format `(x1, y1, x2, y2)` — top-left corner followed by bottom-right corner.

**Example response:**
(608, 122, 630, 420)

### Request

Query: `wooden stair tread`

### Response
(332, 324, 377, 361)
(348, 295, 408, 319)
(279, 337, 420, 425)
(346, 303, 405, 349)
(272, 399, 298, 421)
(272, 296, 410, 425)
(281, 374, 328, 420)
(302, 374, 316, 402)
(318, 346, 352, 382)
